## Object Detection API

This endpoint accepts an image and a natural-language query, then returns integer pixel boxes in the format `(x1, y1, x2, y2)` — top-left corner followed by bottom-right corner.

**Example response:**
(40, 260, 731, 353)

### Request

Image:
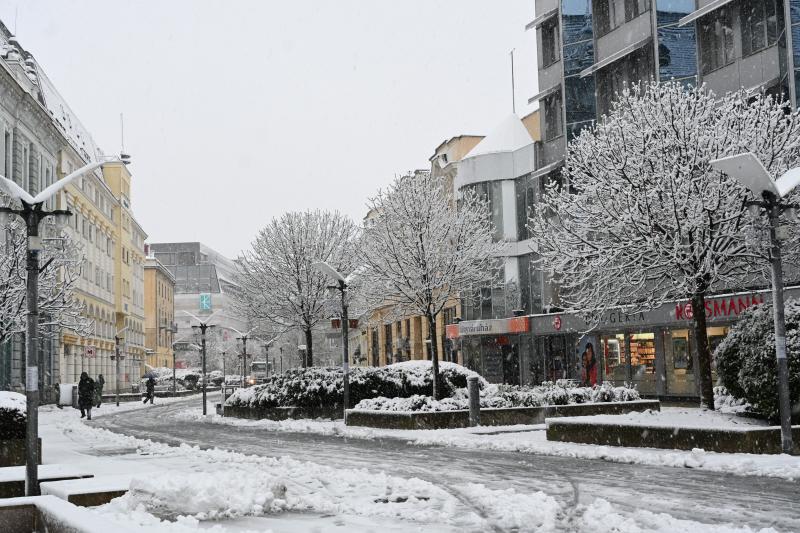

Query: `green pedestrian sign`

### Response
(199, 293, 212, 310)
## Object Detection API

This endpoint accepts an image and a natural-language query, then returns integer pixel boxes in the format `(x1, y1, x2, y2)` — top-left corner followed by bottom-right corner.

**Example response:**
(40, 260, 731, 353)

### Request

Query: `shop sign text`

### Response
(675, 294, 764, 321)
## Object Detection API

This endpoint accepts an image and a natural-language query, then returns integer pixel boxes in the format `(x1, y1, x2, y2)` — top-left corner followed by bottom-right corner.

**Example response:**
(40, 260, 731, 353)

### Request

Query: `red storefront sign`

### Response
(446, 316, 530, 338)
(675, 294, 764, 321)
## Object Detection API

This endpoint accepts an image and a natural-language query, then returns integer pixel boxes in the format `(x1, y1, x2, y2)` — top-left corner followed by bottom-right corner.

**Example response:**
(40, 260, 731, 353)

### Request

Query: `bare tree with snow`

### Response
(236, 210, 359, 367)
(359, 171, 500, 399)
(530, 81, 800, 409)
(0, 218, 91, 346)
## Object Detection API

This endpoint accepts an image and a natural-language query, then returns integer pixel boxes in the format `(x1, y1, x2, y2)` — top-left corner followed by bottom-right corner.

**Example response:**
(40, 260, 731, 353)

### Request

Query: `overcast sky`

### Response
(1, 1, 538, 258)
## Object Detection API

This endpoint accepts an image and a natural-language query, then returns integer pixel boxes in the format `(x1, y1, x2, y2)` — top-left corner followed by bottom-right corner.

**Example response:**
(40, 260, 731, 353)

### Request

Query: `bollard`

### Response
(467, 376, 480, 427)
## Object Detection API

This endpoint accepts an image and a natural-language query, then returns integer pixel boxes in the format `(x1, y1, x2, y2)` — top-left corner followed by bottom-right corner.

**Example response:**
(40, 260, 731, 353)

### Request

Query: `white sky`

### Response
(1, 1, 538, 258)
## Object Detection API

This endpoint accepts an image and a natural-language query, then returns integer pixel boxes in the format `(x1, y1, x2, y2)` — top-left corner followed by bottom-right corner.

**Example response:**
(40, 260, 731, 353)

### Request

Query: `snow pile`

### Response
(0, 390, 25, 412)
(0, 391, 26, 439)
(714, 386, 751, 414)
(578, 498, 779, 533)
(226, 361, 488, 410)
(355, 382, 640, 412)
(554, 407, 769, 430)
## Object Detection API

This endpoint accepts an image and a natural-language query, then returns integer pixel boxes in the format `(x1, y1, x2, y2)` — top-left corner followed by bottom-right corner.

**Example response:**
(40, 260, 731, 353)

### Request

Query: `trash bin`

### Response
(58, 383, 78, 408)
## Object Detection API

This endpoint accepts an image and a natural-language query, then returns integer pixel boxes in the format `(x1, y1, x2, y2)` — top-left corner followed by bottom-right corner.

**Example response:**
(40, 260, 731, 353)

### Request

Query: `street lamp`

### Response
(183, 310, 220, 415)
(311, 261, 350, 417)
(112, 326, 129, 407)
(0, 160, 106, 496)
(710, 152, 800, 455)
(228, 326, 258, 387)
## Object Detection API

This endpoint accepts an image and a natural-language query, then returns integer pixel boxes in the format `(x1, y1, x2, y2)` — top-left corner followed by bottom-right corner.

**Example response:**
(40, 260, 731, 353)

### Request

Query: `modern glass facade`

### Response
(562, 0, 596, 140)
(656, 0, 697, 85)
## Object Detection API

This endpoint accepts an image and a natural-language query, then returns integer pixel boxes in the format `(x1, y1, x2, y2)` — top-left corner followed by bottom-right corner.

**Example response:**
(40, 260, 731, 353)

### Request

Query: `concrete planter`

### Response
(0, 439, 41, 468)
(344, 400, 660, 430)
(222, 404, 342, 421)
(546, 420, 800, 454)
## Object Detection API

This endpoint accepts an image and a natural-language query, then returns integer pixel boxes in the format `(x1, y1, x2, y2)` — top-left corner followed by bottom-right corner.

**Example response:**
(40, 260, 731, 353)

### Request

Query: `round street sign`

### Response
(553, 316, 562, 331)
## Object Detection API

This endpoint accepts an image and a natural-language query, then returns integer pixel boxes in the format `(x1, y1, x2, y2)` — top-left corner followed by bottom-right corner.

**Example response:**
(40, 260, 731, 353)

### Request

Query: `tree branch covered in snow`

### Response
(235, 210, 359, 367)
(530, 82, 800, 409)
(358, 171, 501, 398)
(0, 218, 91, 345)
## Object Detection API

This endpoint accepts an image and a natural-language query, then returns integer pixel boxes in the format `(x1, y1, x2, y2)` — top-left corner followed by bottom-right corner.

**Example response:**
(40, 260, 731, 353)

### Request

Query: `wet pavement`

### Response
(92, 398, 800, 532)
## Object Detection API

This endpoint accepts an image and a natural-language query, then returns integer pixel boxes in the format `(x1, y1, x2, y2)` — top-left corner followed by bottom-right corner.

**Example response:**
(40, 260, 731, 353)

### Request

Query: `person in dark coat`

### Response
(78, 372, 95, 420)
(94, 374, 105, 408)
(143, 376, 156, 404)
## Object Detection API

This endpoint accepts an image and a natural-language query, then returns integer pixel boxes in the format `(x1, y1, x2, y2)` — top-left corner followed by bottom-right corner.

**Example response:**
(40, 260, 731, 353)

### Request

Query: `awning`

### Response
(579, 37, 651, 78)
(525, 8, 558, 31)
(678, 0, 735, 27)
(530, 159, 565, 179)
(528, 84, 561, 105)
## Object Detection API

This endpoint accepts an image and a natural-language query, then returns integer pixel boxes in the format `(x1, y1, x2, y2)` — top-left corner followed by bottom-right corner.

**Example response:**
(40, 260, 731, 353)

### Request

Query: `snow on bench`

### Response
(40, 475, 130, 507)
(0, 495, 138, 532)
(0, 464, 93, 499)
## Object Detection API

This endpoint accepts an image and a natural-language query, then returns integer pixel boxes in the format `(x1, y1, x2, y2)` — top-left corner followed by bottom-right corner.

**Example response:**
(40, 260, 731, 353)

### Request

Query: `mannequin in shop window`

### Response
(581, 343, 598, 387)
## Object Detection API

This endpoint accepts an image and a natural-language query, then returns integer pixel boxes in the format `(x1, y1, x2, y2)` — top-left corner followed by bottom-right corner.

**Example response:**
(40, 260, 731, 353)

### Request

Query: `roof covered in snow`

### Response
(463, 114, 534, 159)
(0, 20, 103, 165)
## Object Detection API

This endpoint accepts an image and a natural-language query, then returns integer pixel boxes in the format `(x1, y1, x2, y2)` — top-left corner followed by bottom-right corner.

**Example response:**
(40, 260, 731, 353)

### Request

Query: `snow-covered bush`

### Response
(226, 361, 487, 409)
(0, 391, 26, 439)
(354, 381, 640, 412)
(714, 300, 800, 422)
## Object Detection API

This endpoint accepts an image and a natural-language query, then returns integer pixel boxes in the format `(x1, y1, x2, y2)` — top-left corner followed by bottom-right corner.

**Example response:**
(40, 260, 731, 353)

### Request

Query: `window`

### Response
(3, 131, 10, 177)
(543, 91, 564, 140)
(596, 45, 654, 116)
(595, 0, 647, 37)
(541, 17, 560, 67)
(624, 0, 647, 20)
(515, 174, 541, 241)
(699, 6, 734, 74)
(740, 0, 778, 57)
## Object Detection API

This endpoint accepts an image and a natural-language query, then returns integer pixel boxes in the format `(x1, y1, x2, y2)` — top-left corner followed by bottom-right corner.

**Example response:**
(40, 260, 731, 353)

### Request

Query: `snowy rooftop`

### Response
(0, 22, 103, 165)
(463, 113, 534, 159)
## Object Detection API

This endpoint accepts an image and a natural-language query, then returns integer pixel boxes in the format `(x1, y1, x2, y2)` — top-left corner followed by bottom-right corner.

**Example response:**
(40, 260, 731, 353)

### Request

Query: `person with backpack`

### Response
(78, 372, 95, 420)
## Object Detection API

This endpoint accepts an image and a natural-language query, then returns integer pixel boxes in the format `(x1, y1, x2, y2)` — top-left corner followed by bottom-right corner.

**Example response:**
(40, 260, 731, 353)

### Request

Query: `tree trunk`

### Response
(690, 291, 715, 410)
(426, 313, 441, 400)
(304, 328, 313, 368)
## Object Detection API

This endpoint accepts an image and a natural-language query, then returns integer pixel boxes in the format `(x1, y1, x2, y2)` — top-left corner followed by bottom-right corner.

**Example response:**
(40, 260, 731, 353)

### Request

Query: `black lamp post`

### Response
(0, 160, 106, 496)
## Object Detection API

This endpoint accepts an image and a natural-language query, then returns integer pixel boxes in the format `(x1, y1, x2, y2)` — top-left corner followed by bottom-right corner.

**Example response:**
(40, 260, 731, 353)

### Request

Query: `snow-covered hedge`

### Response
(0, 391, 26, 439)
(714, 300, 800, 422)
(226, 361, 488, 410)
(354, 382, 640, 412)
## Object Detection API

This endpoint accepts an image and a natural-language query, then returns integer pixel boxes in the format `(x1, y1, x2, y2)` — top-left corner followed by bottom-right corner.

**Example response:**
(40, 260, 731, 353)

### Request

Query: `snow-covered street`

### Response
(35, 396, 796, 532)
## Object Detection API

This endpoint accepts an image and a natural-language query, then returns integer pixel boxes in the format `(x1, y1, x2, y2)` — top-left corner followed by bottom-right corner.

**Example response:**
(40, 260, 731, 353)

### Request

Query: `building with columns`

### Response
(0, 20, 149, 396)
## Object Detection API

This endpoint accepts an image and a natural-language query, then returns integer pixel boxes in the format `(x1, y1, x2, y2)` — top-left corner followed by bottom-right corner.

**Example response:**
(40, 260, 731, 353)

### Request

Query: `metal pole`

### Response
(242, 336, 248, 386)
(467, 376, 480, 427)
(341, 281, 350, 417)
(24, 209, 40, 496)
(766, 197, 794, 454)
(201, 324, 207, 415)
(172, 348, 176, 398)
(115, 335, 121, 407)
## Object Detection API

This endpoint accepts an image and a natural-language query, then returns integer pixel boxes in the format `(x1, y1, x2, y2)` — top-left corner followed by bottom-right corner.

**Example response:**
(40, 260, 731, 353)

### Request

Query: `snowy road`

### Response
(92, 398, 800, 532)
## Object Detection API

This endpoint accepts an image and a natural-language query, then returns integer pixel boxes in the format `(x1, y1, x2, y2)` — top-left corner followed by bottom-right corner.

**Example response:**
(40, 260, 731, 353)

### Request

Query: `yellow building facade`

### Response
(57, 159, 148, 391)
(144, 257, 175, 369)
(103, 162, 148, 384)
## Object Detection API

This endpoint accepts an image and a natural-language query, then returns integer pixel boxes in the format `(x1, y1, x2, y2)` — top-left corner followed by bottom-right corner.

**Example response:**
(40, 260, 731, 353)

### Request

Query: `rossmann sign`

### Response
(674, 294, 765, 321)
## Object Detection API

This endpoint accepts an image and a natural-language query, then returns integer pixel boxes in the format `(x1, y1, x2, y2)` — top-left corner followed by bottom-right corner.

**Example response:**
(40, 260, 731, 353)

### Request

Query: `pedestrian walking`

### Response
(143, 376, 156, 404)
(78, 372, 95, 420)
(94, 374, 105, 408)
